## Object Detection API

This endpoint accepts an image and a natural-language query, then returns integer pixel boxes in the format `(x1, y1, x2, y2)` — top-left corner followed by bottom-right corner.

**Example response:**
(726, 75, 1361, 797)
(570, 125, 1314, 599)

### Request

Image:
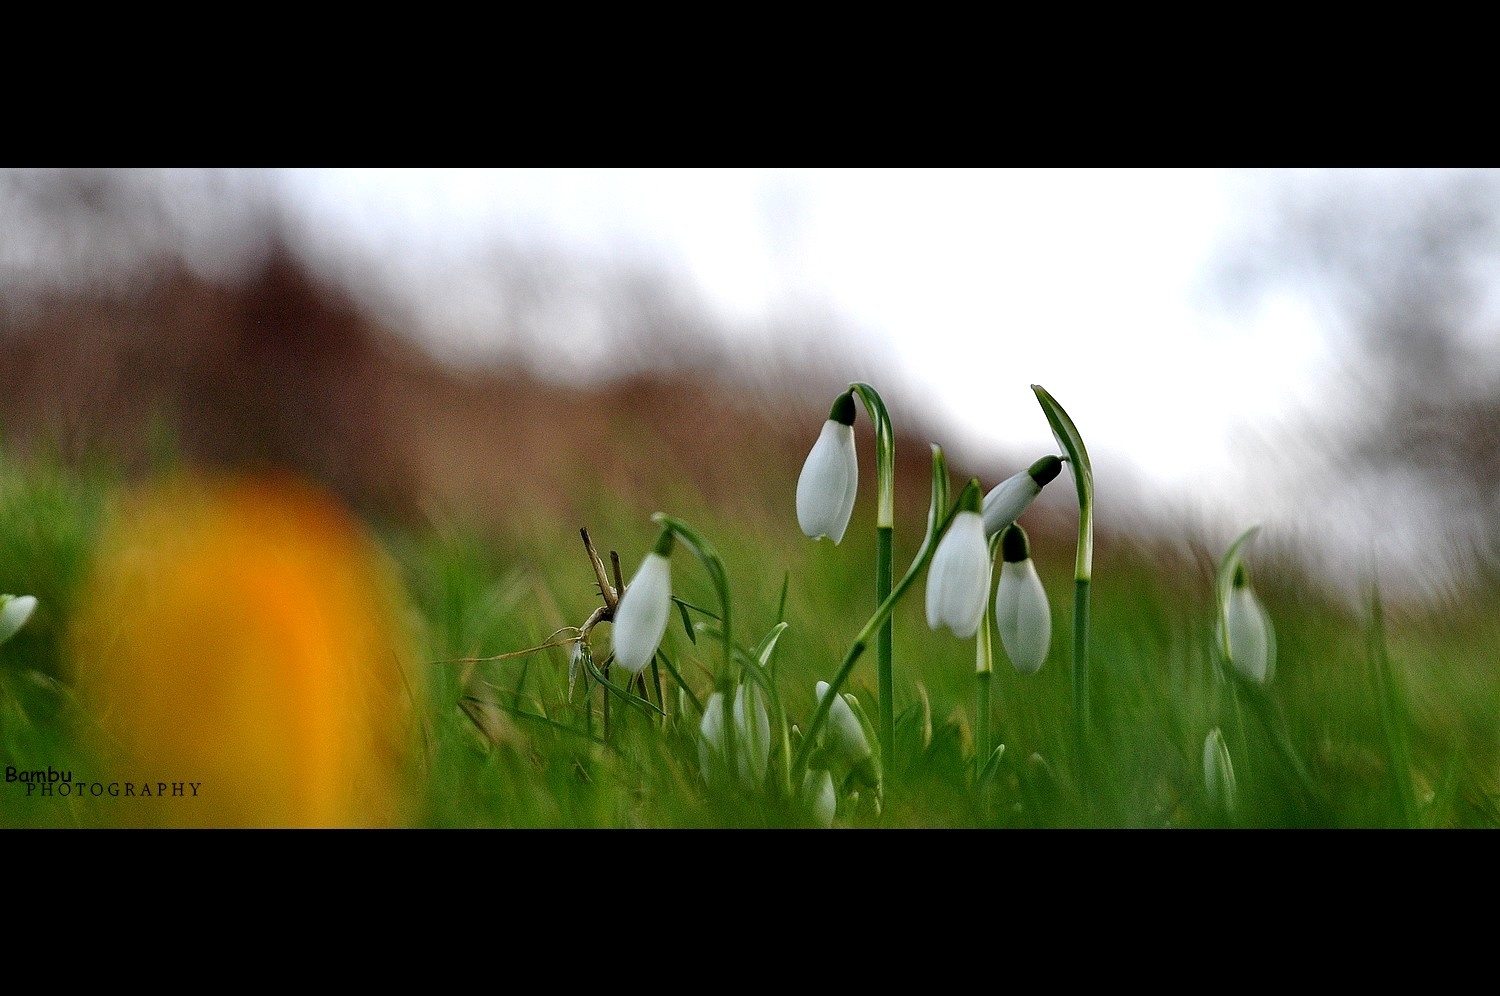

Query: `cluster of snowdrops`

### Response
(549, 382, 1275, 826)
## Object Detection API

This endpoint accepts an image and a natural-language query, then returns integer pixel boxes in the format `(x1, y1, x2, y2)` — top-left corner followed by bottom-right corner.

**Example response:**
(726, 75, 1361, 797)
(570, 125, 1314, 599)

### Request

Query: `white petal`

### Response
(817, 680, 872, 769)
(995, 559, 1050, 674)
(981, 472, 1041, 537)
(803, 769, 836, 828)
(1225, 585, 1270, 683)
(733, 683, 771, 789)
(796, 420, 859, 544)
(612, 552, 671, 674)
(925, 511, 990, 639)
(0, 595, 37, 645)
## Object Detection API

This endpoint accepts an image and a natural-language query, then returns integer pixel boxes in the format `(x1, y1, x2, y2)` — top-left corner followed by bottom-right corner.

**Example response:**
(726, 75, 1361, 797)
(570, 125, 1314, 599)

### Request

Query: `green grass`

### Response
(3, 449, 1499, 829)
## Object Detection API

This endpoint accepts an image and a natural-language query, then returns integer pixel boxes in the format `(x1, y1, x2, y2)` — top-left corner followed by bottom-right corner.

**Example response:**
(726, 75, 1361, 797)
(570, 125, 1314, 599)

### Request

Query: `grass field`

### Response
(3, 439, 1499, 830)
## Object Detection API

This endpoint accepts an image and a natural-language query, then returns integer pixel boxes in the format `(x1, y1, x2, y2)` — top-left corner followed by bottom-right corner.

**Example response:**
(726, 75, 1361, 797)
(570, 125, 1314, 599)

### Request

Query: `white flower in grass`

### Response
(796, 392, 859, 544)
(981, 455, 1063, 538)
(1223, 564, 1273, 684)
(0, 595, 37, 646)
(698, 683, 772, 790)
(612, 530, 674, 675)
(816, 680, 879, 789)
(802, 768, 836, 828)
(925, 487, 989, 640)
(994, 524, 1050, 675)
(1203, 727, 1237, 814)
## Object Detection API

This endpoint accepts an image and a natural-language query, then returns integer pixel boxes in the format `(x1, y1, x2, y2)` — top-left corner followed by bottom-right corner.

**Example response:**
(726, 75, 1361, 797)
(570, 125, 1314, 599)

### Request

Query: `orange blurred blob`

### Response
(70, 472, 420, 828)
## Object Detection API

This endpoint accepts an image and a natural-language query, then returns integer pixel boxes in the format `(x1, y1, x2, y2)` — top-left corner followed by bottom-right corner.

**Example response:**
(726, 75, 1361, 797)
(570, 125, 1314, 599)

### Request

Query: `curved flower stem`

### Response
(792, 478, 976, 783)
(849, 383, 897, 762)
(1033, 385, 1093, 784)
(652, 513, 737, 784)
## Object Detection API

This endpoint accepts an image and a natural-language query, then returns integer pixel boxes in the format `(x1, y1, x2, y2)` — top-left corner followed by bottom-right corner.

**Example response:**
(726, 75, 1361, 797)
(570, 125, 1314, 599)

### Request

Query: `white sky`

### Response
(273, 168, 1476, 593)
(277, 168, 1330, 492)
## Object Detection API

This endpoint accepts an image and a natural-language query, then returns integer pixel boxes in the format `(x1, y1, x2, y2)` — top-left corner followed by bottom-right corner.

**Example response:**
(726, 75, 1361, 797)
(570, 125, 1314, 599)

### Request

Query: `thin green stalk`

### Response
(876, 525, 893, 757)
(849, 383, 896, 760)
(793, 479, 972, 780)
(975, 530, 1000, 782)
(1033, 385, 1093, 776)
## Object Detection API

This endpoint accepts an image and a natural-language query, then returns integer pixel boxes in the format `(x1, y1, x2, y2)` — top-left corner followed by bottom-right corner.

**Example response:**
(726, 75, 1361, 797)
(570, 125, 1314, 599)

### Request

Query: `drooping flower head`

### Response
(925, 483, 989, 639)
(0, 594, 37, 646)
(796, 392, 859, 544)
(994, 523, 1050, 675)
(981, 455, 1063, 538)
(612, 528, 674, 675)
(1223, 563, 1273, 684)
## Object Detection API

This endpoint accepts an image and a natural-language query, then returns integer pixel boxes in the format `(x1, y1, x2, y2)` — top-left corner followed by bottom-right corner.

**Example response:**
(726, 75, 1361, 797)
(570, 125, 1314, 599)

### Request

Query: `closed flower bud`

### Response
(1223, 565, 1273, 684)
(0, 594, 37, 645)
(994, 524, 1050, 675)
(699, 684, 772, 790)
(816, 680, 879, 788)
(1203, 726, 1237, 814)
(796, 393, 859, 544)
(612, 531, 674, 675)
(802, 768, 837, 828)
(981, 455, 1063, 538)
(925, 486, 989, 639)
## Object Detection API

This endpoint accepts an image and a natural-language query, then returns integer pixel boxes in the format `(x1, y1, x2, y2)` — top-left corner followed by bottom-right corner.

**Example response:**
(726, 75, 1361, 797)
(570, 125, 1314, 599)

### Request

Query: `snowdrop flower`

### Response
(1223, 564, 1273, 683)
(981, 455, 1063, 538)
(0, 594, 37, 646)
(1203, 727, 1237, 814)
(698, 683, 772, 790)
(816, 680, 879, 788)
(994, 524, 1050, 675)
(925, 486, 989, 639)
(612, 529, 674, 675)
(802, 768, 836, 828)
(796, 392, 859, 544)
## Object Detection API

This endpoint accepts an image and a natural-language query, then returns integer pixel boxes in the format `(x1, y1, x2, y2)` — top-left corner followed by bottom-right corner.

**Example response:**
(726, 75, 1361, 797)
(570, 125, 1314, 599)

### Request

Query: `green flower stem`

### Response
(876, 525, 894, 756)
(849, 382, 896, 761)
(793, 479, 975, 781)
(1033, 385, 1094, 772)
(975, 531, 1000, 781)
(652, 513, 737, 785)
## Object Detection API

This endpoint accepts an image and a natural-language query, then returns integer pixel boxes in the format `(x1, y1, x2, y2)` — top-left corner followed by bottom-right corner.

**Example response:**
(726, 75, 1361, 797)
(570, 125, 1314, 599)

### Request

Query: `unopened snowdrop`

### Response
(816, 680, 879, 789)
(994, 524, 1050, 675)
(796, 392, 859, 544)
(981, 455, 1063, 538)
(1223, 564, 1273, 683)
(925, 484, 989, 639)
(612, 530, 674, 675)
(0, 594, 36, 646)
(698, 683, 772, 790)
(802, 768, 836, 828)
(1203, 726, 1237, 814)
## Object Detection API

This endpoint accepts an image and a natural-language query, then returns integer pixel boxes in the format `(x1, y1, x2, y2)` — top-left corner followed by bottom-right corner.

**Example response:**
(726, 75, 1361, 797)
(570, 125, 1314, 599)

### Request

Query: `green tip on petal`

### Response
(960, 479, 982, 514)
(1000, 523, 1030, 563)
(1028, 455, 1064, 487)
(651, 528, 675, 558)
(1232, 563, 1249, 588)
(829, 392, 857, 426)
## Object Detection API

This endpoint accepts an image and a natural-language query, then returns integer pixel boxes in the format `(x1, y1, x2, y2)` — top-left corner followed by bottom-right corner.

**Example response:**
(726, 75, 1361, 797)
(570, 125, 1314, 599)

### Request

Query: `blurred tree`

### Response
(1217, 168, 1500, 556)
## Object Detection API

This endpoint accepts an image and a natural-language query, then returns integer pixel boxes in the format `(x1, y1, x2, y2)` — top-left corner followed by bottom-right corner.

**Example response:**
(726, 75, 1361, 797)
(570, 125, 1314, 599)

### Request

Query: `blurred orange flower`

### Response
(70, 472, 420, 828)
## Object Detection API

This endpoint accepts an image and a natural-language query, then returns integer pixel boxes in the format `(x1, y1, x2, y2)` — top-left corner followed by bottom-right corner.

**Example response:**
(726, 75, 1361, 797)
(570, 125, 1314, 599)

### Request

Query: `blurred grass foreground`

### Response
(4, 171, 1500, 829)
